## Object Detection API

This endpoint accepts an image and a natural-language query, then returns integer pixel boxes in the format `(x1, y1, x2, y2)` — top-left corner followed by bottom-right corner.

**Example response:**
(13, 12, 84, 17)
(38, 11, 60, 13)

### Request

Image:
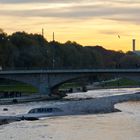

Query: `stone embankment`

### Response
(0, 94, 61, 105)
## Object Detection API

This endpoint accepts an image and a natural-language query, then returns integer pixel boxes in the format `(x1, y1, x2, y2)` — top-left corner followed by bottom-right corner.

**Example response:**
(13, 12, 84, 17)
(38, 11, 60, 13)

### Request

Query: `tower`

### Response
(132, 39, 136, 51)
(53, 32, 55, 42)
(42, 28, 44, 37)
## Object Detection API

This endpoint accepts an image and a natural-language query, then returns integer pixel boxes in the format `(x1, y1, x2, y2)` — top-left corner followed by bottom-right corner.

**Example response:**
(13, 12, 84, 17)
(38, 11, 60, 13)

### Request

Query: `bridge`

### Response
(0, 69, 140, 95)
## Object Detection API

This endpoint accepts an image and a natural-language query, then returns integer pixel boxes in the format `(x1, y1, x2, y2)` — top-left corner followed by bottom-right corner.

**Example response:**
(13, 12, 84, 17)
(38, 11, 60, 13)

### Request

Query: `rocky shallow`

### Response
(0, 92, 140, 125)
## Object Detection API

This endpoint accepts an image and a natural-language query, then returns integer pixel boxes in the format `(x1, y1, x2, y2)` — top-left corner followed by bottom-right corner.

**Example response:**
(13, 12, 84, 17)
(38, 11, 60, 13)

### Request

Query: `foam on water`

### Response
(0, 88, 140, 117)
(0, 88, 140, 140)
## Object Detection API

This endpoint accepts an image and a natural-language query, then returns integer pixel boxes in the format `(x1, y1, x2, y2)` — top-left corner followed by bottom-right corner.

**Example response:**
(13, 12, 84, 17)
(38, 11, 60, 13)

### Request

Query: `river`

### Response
(0, 88, 140, 140)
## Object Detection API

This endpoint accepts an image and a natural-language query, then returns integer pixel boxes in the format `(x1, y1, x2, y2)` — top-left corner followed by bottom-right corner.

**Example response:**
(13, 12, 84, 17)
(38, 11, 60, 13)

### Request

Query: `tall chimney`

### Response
(132, 39, 136, 51)
(53, 32, 55, 42)
(42, 28, 44, 37)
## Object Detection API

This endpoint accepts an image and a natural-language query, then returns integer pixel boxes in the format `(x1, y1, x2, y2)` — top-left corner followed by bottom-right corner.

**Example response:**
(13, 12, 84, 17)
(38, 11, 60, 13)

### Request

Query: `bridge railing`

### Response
(1, 67, 101, 71)
(1, 67, 140, 71)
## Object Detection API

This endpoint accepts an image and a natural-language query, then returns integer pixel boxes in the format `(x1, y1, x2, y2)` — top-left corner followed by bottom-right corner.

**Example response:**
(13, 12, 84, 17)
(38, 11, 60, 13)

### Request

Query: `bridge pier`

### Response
(38, 84, 51, 95)
(37, 74, 52, 95)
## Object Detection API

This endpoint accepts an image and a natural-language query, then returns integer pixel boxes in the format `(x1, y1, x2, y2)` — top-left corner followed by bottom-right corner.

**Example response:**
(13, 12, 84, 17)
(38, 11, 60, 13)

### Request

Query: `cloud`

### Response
(0, 0, 140, 24)
(99, 30, 120, 35)
(0, 0, 140, 4)
(0, 0, 81, 4)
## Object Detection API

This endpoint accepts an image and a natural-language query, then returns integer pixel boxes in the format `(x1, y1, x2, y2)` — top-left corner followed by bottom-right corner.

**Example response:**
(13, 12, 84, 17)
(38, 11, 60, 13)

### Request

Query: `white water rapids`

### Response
(0, 88, 140, 140)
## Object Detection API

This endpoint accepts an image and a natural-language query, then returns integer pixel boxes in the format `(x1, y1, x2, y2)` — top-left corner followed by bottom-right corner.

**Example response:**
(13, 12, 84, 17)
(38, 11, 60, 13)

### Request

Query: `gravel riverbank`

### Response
(0, 92, 140, 126)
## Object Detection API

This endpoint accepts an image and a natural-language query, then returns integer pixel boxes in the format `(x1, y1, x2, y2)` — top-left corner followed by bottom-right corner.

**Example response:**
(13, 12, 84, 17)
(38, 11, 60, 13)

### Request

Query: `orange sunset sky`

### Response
(0, 0, 140, 52)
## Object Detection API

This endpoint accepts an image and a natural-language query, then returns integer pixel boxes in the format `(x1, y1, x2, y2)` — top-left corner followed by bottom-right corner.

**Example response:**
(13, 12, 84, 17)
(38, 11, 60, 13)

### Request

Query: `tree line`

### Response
(0, 29, 140, 69)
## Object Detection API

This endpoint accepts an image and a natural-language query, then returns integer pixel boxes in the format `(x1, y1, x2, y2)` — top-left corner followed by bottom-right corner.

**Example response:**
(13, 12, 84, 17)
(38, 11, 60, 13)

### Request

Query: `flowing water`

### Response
(0, 88, 140, 140)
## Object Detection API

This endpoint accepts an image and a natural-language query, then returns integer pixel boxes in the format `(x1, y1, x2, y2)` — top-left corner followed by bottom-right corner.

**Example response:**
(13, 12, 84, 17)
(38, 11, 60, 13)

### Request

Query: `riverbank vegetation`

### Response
(1, 29, 140, 69)
(0, 84, 37, 93)
(0, 79, 37, 93)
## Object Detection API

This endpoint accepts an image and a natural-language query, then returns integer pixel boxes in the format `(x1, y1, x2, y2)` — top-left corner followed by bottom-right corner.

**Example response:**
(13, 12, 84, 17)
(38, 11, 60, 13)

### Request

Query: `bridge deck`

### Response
(0, 69, 140, 74)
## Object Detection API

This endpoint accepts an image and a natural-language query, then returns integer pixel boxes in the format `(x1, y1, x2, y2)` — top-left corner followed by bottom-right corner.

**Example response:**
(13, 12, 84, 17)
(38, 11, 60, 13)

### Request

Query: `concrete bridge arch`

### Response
(0, 69, 140, 95)
(0, 71, 91, 95)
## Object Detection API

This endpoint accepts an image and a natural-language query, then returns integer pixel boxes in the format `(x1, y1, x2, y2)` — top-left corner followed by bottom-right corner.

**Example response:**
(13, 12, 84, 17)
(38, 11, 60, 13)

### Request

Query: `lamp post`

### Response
(52, 32, 55, 69)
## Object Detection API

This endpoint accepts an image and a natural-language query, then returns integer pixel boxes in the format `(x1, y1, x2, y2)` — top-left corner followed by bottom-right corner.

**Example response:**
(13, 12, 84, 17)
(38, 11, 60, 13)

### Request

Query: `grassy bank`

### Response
(60, 82, 82, 89)
(0, 82, 38, 93)
(100, 78, 140, 88)
(0, 79, 38, 94)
